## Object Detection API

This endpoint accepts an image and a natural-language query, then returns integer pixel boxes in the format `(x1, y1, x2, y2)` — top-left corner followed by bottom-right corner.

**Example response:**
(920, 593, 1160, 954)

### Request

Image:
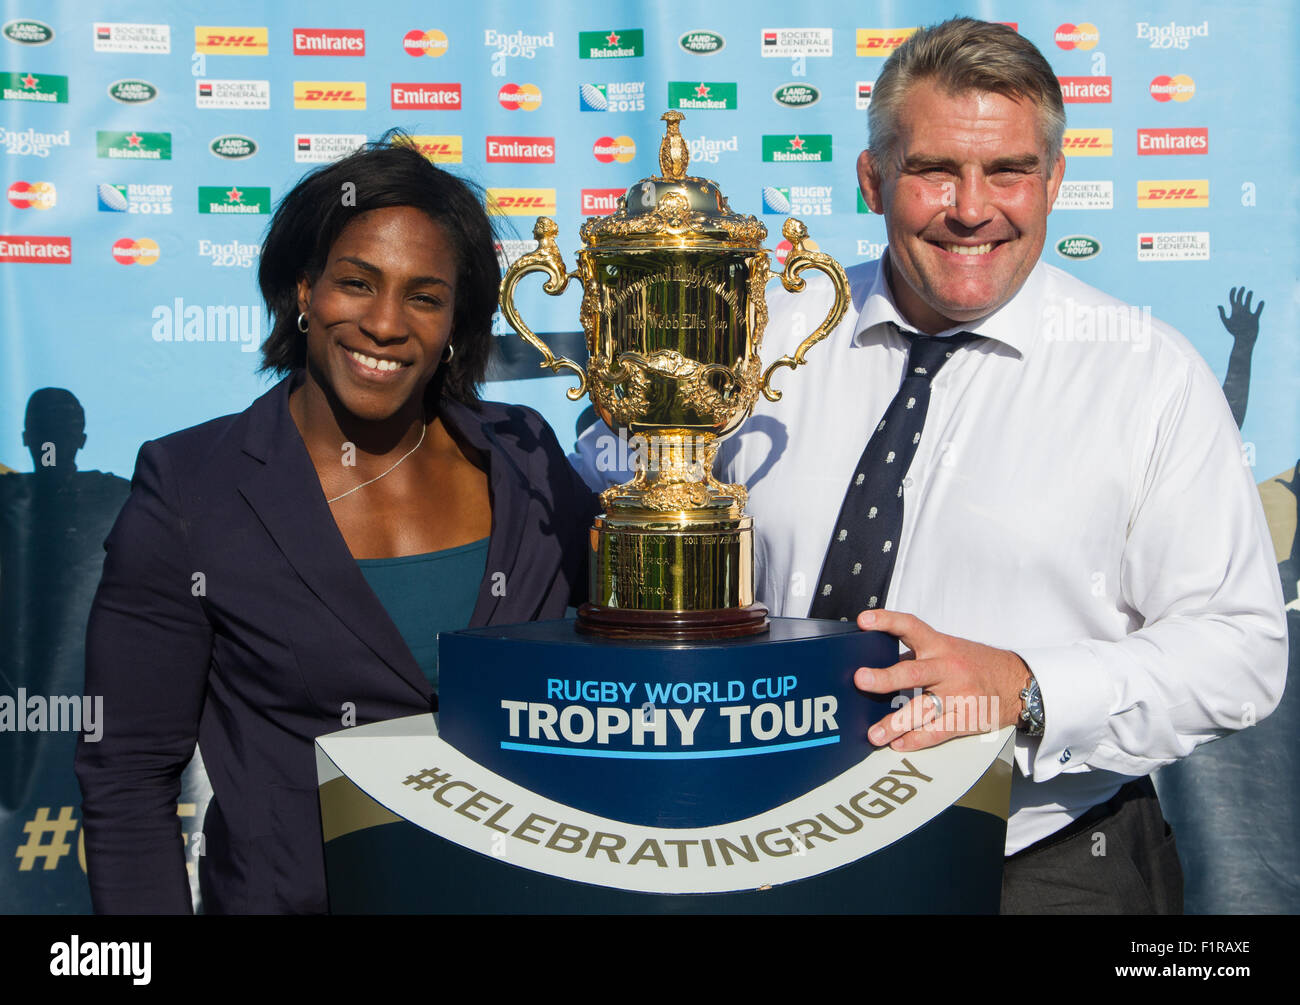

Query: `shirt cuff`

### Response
(1013, 643, 1112, 782)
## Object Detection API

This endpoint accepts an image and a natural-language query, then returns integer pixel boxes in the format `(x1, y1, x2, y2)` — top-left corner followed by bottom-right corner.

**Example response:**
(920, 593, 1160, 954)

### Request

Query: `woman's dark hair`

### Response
(258, 130, 500, 406)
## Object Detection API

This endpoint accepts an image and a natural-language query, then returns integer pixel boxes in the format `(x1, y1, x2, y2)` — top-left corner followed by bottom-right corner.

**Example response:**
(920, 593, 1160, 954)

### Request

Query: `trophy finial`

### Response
(659, 110, 689, 180)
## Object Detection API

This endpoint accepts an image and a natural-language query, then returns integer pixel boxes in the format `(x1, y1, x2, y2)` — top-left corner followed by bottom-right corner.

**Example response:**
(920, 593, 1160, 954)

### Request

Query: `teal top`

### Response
(356, 537, 489, 694)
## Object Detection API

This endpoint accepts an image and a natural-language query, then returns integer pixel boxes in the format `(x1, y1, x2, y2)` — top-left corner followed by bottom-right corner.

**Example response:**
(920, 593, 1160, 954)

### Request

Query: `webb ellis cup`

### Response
(501, 111, 849, 638)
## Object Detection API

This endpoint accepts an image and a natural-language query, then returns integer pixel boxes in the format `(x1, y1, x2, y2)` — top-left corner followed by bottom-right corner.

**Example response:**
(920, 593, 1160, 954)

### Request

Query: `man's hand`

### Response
(855, 609, 1030, 751)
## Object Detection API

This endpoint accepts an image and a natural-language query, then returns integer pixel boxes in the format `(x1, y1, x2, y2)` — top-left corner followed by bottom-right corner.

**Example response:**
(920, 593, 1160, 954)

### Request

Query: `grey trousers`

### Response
(1001, 776, 1184, 914)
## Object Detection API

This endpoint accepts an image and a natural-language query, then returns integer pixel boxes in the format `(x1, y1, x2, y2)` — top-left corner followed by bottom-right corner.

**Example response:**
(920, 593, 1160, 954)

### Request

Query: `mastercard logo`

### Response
(775, 234, 820, 266)
(1150, 74, 1195, 102)
(7, 180, 56, 210)
(593, 135, 635, 163)
(1054, 22, 1099, 50)
(498, 82, 542, 111)
(111, 237, 160, 265)
(403, 28, 448, 57)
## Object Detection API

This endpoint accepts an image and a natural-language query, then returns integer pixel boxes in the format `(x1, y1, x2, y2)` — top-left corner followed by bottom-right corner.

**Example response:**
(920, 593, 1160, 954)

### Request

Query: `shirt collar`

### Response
(854, 248, 1044, 357)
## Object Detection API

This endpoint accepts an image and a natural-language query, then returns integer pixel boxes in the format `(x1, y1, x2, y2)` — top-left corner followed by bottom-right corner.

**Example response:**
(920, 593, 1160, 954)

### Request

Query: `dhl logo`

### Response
(1063, 128, 1113, 156)
(1137, 180, 1209, 208)
(856, 28, 917, 56)
(487, 188, 557, 215)
(409, 135, 462, 164)
(195, 27, 269, 54)
(294, 81, 366, 109)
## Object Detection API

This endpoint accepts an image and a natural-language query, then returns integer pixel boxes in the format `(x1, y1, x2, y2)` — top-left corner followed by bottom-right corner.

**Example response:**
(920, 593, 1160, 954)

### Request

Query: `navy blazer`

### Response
(75, 374, 596, 914)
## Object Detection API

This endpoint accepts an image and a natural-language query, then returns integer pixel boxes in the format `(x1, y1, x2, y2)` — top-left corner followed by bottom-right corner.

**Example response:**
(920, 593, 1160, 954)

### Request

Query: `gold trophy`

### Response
(500, 111, 849, 639)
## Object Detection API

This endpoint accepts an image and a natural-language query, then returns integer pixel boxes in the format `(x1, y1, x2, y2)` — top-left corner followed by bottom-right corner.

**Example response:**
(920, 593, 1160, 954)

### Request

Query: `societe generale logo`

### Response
(407, 135, 462, 164)
(498, 82, 542, 110)
(0, 234, 71, 263)
(1058, 76, 1112, 103)
(403, 29, 448, 57)
(1149, 74, 1195, 102)
(1137, 127, 1208, 155)
(593, 136, 635, 163)
(1137, 179, 1209, 208)
(1062, 128, 1113, 156)
(294, 82, 366, 109)
(1054, 22, 1099, 49)
(582, 189, 624, 215)
(194, 26, 268, 54)
(487, 188, 557, 216)
(111, 237, 160, 265)
(293, 28, 365, 56)
(391, 83, 460, 109)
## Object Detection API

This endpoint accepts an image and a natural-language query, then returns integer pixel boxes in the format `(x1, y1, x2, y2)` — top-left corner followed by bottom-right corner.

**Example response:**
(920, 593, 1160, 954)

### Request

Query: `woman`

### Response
(75, 138, 596, 914)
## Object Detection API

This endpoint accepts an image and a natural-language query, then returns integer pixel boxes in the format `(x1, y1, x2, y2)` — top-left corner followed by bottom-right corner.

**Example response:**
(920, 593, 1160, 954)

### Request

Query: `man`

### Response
(711, 19, 1287, 912)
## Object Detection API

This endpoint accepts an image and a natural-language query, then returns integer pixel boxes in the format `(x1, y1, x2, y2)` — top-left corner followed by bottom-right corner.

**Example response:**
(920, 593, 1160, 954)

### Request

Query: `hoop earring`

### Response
(297, 312, 309, 333)
(441, 342, 455, 363)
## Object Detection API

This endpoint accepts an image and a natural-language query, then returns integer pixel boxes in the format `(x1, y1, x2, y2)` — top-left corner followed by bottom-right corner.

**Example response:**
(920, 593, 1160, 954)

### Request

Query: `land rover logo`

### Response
(210, 135, 258, 160)
(108, 79, 158, 104)
(1056, 235, 1101, 260)
(773, 83, 820, 108)
(679, 30, 724, 54)
(3, 19, 54, 45)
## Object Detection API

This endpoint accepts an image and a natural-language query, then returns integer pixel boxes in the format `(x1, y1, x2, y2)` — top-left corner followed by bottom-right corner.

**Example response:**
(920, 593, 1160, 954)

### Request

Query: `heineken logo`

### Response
(1, 71, 68, 103)
(210, 135, 257, 159)
(578, 29, 643, 59)
(3, 19, 54, 44)
(198, 185, 270, 214)
(108, 79, 157, 104)
(773, 82, 820, 107)
(761, 134, 832, 163)
(667, 81, 737, 110)
(679, 30, 724, 54)
(96, 130, 172, 160)
(1056, 235, 1101, 260)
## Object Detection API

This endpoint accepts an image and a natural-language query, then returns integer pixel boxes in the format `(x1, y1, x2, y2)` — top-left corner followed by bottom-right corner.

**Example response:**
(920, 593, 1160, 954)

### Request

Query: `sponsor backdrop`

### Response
(1, 0, 1297, 913)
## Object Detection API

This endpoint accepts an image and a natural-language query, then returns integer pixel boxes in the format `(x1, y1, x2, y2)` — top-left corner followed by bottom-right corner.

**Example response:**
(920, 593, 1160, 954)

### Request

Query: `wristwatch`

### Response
(1018, 674, 1045, 736)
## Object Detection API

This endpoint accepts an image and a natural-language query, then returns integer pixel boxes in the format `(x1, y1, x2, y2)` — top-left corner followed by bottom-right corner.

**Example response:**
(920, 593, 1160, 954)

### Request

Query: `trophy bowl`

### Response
(500, 111, 849, 639)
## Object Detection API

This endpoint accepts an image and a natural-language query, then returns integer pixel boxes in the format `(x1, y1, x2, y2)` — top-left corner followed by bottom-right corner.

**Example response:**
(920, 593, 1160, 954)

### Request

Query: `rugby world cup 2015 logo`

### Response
(579, 81, 645, 112)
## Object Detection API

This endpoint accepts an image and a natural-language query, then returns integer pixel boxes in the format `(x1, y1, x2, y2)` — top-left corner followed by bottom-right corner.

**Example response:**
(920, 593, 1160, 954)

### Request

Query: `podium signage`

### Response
(316, 619, 1014, 911)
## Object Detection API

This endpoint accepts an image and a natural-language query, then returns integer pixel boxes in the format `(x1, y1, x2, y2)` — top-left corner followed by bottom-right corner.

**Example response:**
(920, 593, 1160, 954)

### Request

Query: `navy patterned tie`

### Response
(807, 325, 980, 620)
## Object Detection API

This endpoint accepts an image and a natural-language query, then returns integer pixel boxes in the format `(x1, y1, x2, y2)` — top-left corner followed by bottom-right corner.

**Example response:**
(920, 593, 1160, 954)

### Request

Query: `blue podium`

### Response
(315, 618, 1013, 913)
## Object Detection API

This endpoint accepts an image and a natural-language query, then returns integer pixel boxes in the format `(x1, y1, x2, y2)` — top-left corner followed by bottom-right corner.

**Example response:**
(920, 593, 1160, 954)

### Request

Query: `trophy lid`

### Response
(579, 111, 767, 250)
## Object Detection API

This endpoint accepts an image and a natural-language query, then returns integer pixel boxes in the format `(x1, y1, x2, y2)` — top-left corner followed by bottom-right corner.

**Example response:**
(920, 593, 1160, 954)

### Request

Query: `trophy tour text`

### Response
(500, 676, 839, 748)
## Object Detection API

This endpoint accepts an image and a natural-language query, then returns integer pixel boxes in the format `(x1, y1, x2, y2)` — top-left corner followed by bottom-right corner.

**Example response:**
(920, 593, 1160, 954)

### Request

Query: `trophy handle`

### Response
(499, 216, 589, 400)
(760, 218, 850, 402)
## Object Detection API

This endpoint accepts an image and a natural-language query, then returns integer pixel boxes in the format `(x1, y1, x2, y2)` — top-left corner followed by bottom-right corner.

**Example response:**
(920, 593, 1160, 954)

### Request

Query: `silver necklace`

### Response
(326, 422, 427, 504)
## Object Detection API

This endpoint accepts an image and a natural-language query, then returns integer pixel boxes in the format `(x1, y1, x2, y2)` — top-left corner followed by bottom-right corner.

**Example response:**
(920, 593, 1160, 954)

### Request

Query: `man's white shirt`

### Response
(572, 254, 1287, 854)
